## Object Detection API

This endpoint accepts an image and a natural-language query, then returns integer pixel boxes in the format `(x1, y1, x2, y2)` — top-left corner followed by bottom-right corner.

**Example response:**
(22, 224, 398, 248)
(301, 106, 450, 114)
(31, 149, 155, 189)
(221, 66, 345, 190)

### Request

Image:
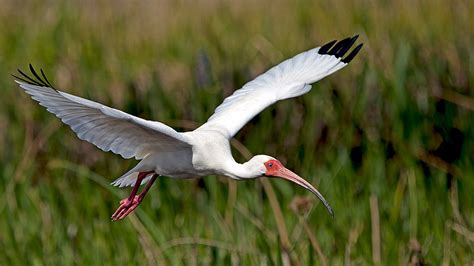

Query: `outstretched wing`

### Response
(198, 36, 363, 138)
(14, 65, 191, 160)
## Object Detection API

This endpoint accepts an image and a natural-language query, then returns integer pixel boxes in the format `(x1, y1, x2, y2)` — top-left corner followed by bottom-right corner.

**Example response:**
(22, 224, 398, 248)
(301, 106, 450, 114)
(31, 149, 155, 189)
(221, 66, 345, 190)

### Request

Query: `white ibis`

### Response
(14, 36, 362, 221)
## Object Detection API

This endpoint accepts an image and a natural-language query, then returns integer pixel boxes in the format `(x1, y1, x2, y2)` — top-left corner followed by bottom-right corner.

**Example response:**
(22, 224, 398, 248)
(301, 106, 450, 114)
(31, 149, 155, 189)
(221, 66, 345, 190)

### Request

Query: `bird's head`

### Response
(247, 155, 334, 217)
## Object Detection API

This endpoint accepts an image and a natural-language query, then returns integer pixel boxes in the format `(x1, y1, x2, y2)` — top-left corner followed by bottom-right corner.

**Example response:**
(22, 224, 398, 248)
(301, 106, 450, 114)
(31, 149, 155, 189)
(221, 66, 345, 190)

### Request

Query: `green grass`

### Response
(0, 0, 473, 264)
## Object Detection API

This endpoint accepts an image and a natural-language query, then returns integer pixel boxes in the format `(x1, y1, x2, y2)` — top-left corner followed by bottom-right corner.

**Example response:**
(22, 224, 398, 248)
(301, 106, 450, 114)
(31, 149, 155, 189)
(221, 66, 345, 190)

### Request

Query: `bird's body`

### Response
(124, 130, 233, 181)
(114, 129, 270, 184)
(14, 36, 363, 221)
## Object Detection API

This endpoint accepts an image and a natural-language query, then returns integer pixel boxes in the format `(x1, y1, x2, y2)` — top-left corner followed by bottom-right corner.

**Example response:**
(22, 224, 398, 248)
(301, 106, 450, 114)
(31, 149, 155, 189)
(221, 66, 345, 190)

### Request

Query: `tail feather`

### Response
(111, 164, 154, 188)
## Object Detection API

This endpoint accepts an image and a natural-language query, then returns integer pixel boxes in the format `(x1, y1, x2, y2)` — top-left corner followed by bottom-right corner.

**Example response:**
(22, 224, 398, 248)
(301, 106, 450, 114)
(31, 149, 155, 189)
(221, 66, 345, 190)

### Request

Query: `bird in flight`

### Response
(14, 36, 362, 221)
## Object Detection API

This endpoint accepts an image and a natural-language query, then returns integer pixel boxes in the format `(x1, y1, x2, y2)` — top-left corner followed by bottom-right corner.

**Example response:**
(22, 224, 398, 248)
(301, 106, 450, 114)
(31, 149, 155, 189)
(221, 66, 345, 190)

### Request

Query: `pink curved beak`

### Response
(273, 167, 334, 217)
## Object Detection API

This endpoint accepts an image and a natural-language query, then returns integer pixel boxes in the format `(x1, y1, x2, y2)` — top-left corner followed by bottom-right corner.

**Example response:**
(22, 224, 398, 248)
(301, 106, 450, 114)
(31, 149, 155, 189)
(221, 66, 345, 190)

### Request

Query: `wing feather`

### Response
(198, 36, 363, 138)
(15, 66, 191, 160)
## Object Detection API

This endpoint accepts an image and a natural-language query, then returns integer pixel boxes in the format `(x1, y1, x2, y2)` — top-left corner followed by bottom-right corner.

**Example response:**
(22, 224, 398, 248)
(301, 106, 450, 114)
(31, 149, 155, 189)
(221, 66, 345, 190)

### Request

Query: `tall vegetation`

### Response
(0, 1, 472, 264)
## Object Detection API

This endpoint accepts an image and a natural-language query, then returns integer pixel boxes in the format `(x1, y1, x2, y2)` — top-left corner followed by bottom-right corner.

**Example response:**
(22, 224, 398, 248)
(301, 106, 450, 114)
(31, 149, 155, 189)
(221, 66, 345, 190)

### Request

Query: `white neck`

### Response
(221, 155, 268, 180)
(221, 161, 253, 179)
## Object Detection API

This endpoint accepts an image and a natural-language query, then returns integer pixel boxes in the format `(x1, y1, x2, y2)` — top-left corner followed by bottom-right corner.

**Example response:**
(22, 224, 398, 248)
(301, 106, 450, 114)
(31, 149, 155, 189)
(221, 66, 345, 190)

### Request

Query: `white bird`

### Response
(14, 36, 362, 221)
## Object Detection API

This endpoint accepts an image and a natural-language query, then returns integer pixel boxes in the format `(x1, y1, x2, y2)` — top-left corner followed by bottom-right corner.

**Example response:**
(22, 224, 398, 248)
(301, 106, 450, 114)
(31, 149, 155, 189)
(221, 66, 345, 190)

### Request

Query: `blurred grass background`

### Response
(0, 0, 473, 264)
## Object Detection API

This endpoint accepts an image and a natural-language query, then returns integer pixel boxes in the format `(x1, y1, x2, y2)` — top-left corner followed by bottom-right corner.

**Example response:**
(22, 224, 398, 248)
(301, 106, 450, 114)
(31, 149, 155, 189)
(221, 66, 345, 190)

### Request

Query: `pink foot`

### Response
(110, 172, 158, 221)
(111, 195, 143, 221)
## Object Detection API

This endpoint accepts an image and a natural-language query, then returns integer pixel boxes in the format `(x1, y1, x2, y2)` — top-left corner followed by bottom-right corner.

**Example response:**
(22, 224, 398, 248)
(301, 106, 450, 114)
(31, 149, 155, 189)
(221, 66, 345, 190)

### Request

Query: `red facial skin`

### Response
(264, 159, 283, 176)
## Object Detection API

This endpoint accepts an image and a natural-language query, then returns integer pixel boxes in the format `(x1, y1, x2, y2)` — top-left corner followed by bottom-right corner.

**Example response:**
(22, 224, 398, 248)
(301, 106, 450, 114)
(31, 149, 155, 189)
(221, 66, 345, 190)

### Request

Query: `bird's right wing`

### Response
(198, 36, 363, 138)
(14, 66, 191, 160)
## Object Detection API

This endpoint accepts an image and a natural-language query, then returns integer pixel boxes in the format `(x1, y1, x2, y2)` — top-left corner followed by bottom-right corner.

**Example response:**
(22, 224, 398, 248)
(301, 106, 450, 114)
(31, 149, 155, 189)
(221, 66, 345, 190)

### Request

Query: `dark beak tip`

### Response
(328, 207, 335, 218)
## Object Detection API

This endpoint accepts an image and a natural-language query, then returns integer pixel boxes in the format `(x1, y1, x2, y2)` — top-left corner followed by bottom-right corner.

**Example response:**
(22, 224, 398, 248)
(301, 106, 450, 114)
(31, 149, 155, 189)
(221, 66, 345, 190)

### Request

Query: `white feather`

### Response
(17, 81, 191, 160)
(197, 46, 347, 138)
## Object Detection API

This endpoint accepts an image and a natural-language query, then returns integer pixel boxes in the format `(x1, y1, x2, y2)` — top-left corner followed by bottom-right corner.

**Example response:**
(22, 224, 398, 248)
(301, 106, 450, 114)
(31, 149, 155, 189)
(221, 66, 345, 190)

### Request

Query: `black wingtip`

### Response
(13, 72, 33, 85)
(327, 36, 352, 56)
(319, 35, 363, 63)
(16, 68, 42, 86)
(342, 43, 363, 63)
(40, 68, 54, 88)
(14, 64, 56, 90)
(318, 40, 337, 55)
(335, 35, 359, 58)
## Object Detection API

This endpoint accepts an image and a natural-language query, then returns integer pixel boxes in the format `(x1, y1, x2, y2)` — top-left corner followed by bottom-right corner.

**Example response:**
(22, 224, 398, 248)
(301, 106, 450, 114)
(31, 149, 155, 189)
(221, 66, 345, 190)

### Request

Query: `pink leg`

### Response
(111, 172, 158, 221)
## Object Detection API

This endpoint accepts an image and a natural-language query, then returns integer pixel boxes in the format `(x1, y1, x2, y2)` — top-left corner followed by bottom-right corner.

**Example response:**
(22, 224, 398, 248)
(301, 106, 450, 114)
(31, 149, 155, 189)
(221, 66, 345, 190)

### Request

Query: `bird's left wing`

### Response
(198, 36, 363, 138)
(14, 65, 191, 160)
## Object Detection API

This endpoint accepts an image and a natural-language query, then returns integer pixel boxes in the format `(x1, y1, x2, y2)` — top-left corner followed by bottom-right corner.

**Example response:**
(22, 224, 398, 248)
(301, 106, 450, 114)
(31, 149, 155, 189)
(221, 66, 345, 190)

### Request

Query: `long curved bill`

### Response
(275, 167, 334, 217)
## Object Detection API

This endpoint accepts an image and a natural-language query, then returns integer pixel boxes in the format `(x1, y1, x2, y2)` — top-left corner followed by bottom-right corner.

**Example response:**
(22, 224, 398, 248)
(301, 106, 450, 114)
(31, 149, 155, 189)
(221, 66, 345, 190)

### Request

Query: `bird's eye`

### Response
(268, 163, 273, 168)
